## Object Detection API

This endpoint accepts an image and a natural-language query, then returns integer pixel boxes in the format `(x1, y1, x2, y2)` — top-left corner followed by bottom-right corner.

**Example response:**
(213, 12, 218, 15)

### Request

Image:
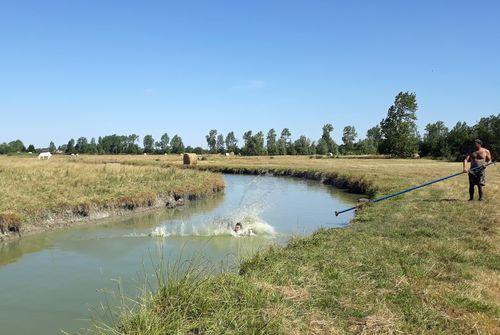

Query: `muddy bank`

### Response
(196, 165, 378, 197)
(0, 189, 224, 242)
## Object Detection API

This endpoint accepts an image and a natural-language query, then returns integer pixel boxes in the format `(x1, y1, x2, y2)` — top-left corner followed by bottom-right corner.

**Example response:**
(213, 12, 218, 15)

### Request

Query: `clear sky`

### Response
(1, 1, 499, 148)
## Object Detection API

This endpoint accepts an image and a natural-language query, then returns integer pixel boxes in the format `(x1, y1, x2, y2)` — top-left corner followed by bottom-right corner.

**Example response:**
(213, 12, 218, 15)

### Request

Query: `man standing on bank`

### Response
(463, 139, 492, 201)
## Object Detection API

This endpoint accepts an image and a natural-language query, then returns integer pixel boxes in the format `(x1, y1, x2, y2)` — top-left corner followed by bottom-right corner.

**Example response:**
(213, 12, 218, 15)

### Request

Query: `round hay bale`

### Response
(183, 153, 198, 166)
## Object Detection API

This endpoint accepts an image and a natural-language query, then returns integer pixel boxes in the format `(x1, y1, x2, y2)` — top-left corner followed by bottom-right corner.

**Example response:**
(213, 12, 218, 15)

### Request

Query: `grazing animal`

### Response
(38, 152, 52, 160)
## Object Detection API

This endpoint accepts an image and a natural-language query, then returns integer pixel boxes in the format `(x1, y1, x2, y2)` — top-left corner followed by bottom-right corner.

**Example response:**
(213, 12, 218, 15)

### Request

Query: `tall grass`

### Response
(86, 155, 499, 334)
(0, 156, 224, 234)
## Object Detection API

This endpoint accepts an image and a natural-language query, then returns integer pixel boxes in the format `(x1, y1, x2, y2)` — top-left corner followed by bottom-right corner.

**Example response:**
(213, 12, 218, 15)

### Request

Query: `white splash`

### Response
(150, 215, 275, 238)
(150, 176, 276, 238)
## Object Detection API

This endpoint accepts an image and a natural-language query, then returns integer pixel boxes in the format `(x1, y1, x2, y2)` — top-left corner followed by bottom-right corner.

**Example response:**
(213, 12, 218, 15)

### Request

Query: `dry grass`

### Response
(5, 154, 495, 334)
(0, 156, 224, 234)
(81, 154, 500, 334)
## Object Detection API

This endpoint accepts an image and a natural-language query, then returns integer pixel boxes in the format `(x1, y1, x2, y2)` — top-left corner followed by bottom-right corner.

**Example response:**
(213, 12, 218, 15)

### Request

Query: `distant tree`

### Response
(278, 128, 292, 155)
(66, 138, 76, 154)
(266, 129, 278, 155)
(474, 114, 499, 158)
(225, 132, 238, 153)
(143, 135, 154, 153)
(342, 126, 357, 153)
(75, 137, 89, 154)
(9, 140, 25, 153)
(242, 131, 266, 156)
(366, 126, 382, 153)
(253, 131, 266, 155)
(216, 134, 225, 153)
(316, 138, 329, 155)
(49, 141, 56, 154)
(294, 135, 314, 155)
(420, 121, 449, 157)
(27, 144, 36, 152)
(379, 92, 419, 157)
(320, 124, 338, 155)
(192, 146, 205, 154)
(170, 135, 185, 154)
(446, 122, 474, 161)
(88, 138, 98, 154)
(159, 133, 170, 153)
(126, 134, 140, 154)
(206, 129, 218, 153)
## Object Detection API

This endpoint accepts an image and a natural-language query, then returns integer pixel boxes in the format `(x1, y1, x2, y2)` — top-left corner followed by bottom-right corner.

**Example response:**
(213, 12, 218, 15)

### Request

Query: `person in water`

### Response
(234, 222, 242, 233)
(463, 139, 492, 201)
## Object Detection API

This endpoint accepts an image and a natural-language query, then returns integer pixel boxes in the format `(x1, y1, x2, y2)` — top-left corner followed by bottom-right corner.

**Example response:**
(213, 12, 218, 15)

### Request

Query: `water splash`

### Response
(149, 176, 277, 238)
(149, 215, 275, 238)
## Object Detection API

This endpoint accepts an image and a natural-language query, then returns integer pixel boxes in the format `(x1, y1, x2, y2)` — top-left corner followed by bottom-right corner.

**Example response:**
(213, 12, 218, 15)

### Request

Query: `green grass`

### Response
(59, 155, 500, 334)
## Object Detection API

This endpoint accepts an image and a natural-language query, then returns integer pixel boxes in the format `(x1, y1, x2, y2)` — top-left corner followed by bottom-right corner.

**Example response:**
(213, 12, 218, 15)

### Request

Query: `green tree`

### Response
(342, 126, 357, 153)
(446, 122, 474, 161)
(206, 129, 218, 153)
(66, 139, 76, 154)
(474, 114, 499, 158)
(49, 141, 56, 154)
(316, 138, 329, 155)
(126, 134, 140, 154)
(216, 134, 225, 153)
(379, 91, 419, 157)
(88, 138, 98, 154)
(75, 137, 88, 153)
(27, 144, 36, 153)
(170, 135, 185, 154)
(366, 126, 382, 153)
(143, 135, 154, 153)
(294, 135, 313, 155)
(321, 124, 338, 155)
(266, 129, 278, 155)
(420, 121, 449, 157)
(279, 128, 292, 155)
(159, 133, 170, 153)
(225, 132, 238, 153)
(242, 131, 266, 156)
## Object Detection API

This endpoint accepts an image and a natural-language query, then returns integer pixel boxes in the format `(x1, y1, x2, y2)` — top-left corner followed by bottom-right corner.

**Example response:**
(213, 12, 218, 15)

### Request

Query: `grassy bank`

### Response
(0, 156, 224, 237)
(86, 155, 499, 334)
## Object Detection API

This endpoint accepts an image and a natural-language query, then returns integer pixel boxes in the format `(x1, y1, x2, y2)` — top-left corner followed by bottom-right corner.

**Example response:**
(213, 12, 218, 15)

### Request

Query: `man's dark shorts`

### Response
(469, 168, 486, 186)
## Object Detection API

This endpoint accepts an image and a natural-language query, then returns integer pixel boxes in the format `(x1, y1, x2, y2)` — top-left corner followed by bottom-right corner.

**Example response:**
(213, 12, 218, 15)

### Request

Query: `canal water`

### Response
(0, 174, 359, 334)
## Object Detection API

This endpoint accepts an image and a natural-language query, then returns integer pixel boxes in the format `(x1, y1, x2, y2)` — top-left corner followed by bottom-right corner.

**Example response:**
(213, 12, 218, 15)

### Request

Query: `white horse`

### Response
(38, 152, 52, 160)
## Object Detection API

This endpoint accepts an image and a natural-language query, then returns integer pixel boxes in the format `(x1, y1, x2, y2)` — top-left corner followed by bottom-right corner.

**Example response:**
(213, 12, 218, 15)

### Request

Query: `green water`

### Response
(0, 175, 358, 334)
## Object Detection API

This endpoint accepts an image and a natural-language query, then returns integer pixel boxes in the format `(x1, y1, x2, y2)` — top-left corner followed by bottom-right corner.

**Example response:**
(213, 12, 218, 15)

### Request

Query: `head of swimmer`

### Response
(234, 222, 242, 233)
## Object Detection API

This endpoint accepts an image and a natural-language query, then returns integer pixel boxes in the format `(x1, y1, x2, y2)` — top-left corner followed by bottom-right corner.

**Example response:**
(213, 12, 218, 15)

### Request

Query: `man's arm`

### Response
(485, 149, 492, 163)
(463, 154, 470, 172)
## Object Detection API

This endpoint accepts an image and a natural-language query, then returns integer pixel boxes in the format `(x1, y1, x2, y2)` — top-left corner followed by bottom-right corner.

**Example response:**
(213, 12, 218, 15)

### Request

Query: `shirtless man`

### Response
(463, 139, 492, 201)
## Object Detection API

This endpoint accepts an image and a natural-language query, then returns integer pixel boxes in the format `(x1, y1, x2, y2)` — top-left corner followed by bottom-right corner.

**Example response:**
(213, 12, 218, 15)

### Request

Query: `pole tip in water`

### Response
(334, 211, 339, 216)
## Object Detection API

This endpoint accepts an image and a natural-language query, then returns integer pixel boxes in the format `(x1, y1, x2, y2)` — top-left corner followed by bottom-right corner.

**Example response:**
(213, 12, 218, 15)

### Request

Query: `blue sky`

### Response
(1, 1, 499, 147)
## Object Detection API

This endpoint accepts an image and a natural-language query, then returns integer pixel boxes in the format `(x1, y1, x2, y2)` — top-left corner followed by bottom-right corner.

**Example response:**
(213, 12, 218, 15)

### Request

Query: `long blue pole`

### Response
(335, 161, 495, 216)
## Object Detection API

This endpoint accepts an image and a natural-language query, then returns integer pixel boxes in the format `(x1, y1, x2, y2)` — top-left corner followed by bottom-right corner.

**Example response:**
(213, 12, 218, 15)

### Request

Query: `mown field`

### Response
(74, 155, 499, 334)
(0, 156, 224, 236)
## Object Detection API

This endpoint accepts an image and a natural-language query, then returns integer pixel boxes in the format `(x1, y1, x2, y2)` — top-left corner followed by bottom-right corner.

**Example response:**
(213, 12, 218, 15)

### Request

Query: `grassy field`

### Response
(0, 156, 224, 236)
(79, 155, 499, 334)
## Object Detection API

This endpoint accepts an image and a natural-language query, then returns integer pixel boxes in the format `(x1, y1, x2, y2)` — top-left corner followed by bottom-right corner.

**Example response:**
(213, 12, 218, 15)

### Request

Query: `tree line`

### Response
(1, 92, 498, 160)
